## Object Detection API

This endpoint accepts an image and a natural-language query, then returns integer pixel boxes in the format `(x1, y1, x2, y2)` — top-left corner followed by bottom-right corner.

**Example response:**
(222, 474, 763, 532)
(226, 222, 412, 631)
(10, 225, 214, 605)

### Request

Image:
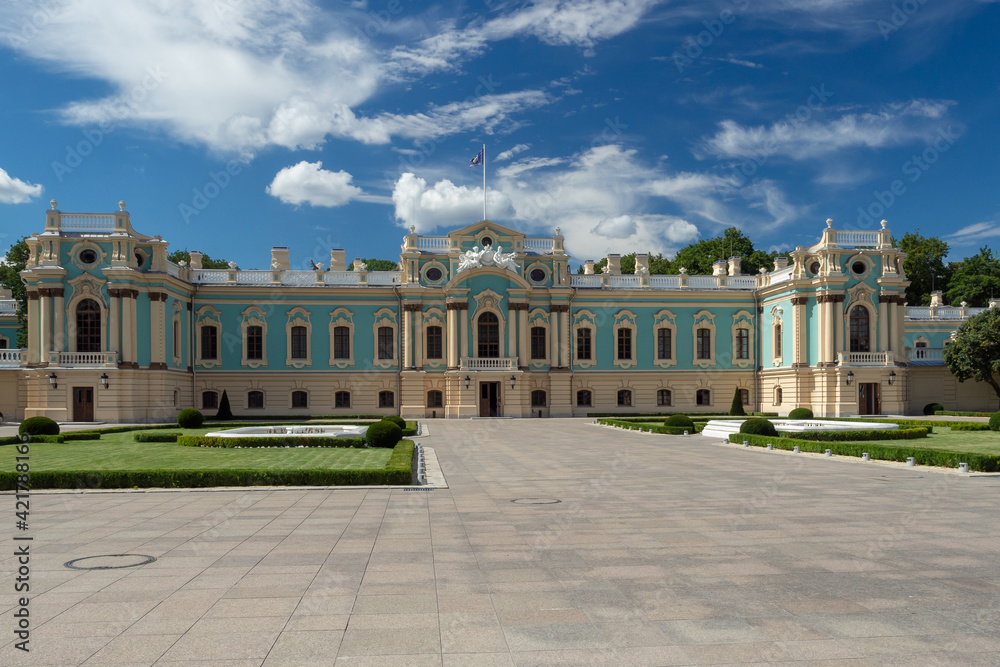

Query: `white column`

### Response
(460, 305, 468, 359)
(447, 305, 458, 368)
(151, 293, 166, 367)
(549, 308, 559, 367)
(109, 290, 120, 355)
(39, 291, 51, 364)
(834, 297, 844, 356)
(792, 297, 807, 366)
(508, 307, 516, 361)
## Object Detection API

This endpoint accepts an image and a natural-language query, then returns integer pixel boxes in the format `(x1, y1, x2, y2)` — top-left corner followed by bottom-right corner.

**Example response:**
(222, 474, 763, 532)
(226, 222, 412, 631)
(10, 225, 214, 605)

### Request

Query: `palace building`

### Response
(0, 201, 994, 422)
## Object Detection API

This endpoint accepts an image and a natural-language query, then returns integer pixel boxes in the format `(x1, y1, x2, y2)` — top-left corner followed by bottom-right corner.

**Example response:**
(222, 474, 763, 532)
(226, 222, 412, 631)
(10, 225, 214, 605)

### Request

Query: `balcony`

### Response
(907, 347, 945, 365)
(837, 351, 894, 366)
(49, 351, 119, 367)
(460, 357, 517, 371)
(0, 349, 24, 367)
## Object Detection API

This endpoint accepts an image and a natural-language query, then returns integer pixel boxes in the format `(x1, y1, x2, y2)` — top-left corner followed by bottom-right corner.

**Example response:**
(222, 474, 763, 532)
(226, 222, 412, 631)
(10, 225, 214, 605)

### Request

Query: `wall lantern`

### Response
(845, 370, 854, 386)
(100, 373, 110, 389)
(888, 370, 897, 386)
(509, 375, 516, 389)
(48, 372, 58, 389)
(464, 375, 471, 389)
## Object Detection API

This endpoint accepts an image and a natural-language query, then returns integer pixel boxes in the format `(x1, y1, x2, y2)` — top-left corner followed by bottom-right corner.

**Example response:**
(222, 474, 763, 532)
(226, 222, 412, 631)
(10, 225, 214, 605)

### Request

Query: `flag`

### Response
(470, 148, 483, 167)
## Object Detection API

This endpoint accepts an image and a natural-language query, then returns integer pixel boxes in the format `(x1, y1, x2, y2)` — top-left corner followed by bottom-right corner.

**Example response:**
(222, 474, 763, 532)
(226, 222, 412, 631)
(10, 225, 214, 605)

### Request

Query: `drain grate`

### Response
(65, 554, 157, 570)
(511, 498, 561, 505)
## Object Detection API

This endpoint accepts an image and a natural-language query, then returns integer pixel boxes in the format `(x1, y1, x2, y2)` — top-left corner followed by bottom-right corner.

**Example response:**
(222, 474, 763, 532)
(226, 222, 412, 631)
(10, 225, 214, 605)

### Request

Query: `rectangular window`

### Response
(379, 391, 394, 408)
(202, 391, 218, 409)
(740, 388, 749, 405)
(617, 328, 632, 360)
(576, 390, 592, 407)
(657, 389, 671, 406)
(696, 328, 711, 359)
(378, 326, 394, 359)
(617, 389, 632, 406)
(291, 326, 308, 359)
(736, 328, 749, 360)
(531, 390, 546, 407)
(576, 328, 591, 360)
(531, 326, 547, 360)
(248, 390, 264, 409)
(335, 391, 351, 408)
(333, 326, 350, 359)
(427, 390, 443, 408)
(426, 326, 443, 359)
(292, 391, 308, 408)
(696, 389, 710, 406)
(774, 324, 782, 358)
(657, 328, 671, 360)
(0, 339, 7, 349)
(201, 325, 218, 360)
(246, 325, 262, 360)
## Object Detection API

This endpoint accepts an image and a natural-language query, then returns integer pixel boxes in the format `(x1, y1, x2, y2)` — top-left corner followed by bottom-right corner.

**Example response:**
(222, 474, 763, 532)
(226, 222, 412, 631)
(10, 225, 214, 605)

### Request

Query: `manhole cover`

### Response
(64, 554, 157, 570)
(510, 498, 561, 505)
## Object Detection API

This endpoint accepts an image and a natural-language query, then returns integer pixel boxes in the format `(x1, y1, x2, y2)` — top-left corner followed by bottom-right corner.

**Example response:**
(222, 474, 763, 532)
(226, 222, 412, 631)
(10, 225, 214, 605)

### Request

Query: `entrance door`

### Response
(479, 382, 500, 417)
(73, 387, 94, 422)
(859, 383, 880, 415)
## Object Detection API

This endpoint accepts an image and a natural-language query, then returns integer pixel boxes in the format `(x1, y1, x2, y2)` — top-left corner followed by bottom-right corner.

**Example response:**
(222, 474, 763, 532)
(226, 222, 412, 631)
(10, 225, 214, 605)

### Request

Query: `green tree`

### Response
(729, 386, 746, 416)
(167, 249, 231, 269)
(673, 227, 755, 275)
(0, 237, 29, 348)
(895, 231, 951, 306)
(944, 308, 1000, 400)
(945, 247, 1000, 307)
(579, 252, 673, 275)
(348, 258, 399, 271)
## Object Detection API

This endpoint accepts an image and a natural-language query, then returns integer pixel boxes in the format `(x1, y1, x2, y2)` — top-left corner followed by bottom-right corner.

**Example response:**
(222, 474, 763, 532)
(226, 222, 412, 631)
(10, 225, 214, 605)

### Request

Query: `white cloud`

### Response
(392, 173, 516, 232)
(0, 167, 43, 204)
(944, 221, 1000, 245)
(496, 144, 531, 162)
(592, 215, 637, 238)
(497, 157, 566, 179)
(266, 162, 364, 207)
(698, 99, 958, 161)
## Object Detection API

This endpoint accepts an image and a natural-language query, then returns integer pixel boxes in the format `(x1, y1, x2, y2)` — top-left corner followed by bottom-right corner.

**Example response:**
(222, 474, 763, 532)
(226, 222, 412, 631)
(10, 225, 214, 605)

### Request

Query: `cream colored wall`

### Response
(906, 367, 999, 414)
(0, 369, 21, 422)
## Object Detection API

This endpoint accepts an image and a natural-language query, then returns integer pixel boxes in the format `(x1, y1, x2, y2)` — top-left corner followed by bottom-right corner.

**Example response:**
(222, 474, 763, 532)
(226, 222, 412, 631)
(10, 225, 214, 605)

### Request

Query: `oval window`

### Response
(480, 236, 493, 248)
(79, 249, 98, 265)
(852, 261, 866, 275)
(809, 262, 820, 275)
(426, 267, 442, 281)
(530, 268, 546, 282)
(135, 251, 145, 268)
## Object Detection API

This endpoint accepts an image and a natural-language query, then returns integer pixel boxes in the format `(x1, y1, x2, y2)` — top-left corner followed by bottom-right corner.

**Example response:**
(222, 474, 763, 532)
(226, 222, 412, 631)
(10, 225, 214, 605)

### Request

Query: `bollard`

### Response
(793, 446, 800, 453)
(862, 453, 870, 461)
(959, 462, 969, 473)
(906, 457, 915, 467)
(824, 449, 832, 458)
(683, 430, 689, 436)
(766, 443, 773, 450)
(742, 442, 749, 448)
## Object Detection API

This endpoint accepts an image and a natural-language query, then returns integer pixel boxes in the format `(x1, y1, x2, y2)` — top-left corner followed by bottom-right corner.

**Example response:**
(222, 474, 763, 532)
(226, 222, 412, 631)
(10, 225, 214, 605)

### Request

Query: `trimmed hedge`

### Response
(947, 422, 991, 431)
(787, 407, 813, 419)
(664, 414, 695, 428)
(736, 433, 1000, 472)
(0, 441, 417, 490)
(63, 431, 102, 441)
(178, 435, 368, 448)
(1, 436, 25, 446)
(778, 427, 929, 442)
(934, 410, 992, 417)
(134, 432, 182, 443)
(177, 408, 204, 429)
(740, 418, 777, 437)
(19, 416, 60, 436)
(990, 412, 1000, 432)
(29, 434, 65, 443)
(366, 421, 402, 448)
(599, 418, 702, 435)
(382, 415, 407, 429)
(589, 411, 778, 418)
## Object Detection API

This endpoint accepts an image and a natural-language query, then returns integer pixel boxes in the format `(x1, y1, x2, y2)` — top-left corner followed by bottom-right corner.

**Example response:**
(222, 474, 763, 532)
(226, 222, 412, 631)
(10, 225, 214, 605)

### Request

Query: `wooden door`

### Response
(479, 382, 499, 417)
(858, 383, 880, 415)
(73, 387, 94, 422)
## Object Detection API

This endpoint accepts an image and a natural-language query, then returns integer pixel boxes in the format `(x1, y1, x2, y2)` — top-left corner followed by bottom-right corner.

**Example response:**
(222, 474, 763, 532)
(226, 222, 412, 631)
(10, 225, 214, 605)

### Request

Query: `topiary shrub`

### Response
(365, 421, 402, 448)
(381, 415, 406, 429)
(177, 408, 204, 429)
(216, 390, 233, 420)
(729, 387, 746, 416)
(923, 402, 944, 416)
(739, 417, 777, 437)
(19, 416, 60, 436)
(788, 407, 814, 419)
(989, 412, 1000, 432)
(664, 414, 694, 428)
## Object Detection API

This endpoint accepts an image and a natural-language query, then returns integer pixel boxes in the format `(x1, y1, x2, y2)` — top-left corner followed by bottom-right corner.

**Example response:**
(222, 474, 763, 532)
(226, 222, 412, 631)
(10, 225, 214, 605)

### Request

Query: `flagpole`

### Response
(482, 143, 487, 221)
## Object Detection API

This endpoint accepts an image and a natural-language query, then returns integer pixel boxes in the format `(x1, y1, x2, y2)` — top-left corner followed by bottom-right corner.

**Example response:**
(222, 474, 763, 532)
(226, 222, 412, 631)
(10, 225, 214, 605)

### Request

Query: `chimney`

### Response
(727, 256, 741, 276)
(930, 291, 943, 307)
(606, 254, 621, 275)
(773, 256, 789, 270)
(189, 251, 203, 271)
(635, 253, 649, 275)
(270, 247, 290, 271)
(329, 249, 346, 271)
(583, 260, 595, 275)
(712, 260, 726, 276)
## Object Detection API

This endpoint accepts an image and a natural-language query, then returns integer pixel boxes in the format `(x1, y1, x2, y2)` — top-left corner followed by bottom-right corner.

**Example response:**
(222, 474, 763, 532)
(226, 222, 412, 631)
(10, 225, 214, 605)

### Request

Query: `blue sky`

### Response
(1, 0, 998, 271)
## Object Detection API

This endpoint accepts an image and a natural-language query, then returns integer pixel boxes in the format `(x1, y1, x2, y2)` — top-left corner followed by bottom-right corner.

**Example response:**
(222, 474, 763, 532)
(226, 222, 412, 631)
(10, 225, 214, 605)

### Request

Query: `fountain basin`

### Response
(204, 425, 369, 438)
(701, 419, 898, 439)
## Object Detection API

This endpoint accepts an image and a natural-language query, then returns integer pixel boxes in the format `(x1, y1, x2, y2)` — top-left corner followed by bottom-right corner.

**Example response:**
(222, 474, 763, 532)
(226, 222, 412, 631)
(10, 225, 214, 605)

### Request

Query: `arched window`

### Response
(76, 299, 102, 352)
(617, 389, 632, 407)
(576, 390, 592, 407)
(335, 391, 351, 408)
(531, 326, 547, 359)
(478, 312, 499, 358)
(333, 326, 350, 359)
(657, 389, 672, 406)
(248, 390, 264, 409)
(774, 324, 782, 358)
(202, 391, 218, 409)
(531, 390, 546, 407)
(427, 390, 443, 407)
(774, 386, 783, 405)
(379, 391, 394, 408)
(292, 390, 308, 408)
(696, 389, 711, 406)
(849, 306, 870, 352)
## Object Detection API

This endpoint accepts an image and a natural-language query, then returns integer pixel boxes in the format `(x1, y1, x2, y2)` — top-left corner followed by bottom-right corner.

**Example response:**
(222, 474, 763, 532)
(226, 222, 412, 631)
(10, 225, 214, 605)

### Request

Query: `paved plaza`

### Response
(3, 418, 1000, 665)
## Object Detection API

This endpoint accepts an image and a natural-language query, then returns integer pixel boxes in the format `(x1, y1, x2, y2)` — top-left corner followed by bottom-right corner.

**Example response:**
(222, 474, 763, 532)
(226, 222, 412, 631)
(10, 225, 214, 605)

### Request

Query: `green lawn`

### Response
(861, 427, 1000, 455)
(1, 427, 394, 473)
